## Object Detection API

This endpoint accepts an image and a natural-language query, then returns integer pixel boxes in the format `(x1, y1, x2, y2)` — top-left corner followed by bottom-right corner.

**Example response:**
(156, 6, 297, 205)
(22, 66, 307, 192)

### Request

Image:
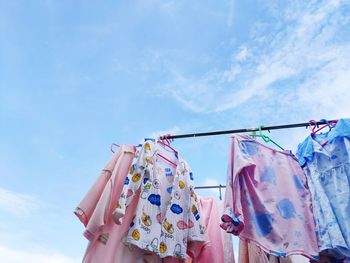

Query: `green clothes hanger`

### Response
(250, 125, 285, 151)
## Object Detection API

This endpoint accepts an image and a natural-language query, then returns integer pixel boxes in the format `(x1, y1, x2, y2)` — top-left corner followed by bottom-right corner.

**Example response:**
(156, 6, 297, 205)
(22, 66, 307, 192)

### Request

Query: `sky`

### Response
(1, 0, 350, 262)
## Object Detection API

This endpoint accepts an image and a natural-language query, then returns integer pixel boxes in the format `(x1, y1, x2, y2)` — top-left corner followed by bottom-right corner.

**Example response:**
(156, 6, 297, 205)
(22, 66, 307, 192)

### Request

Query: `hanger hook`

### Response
(309, 120, 319, 134)
(110, 143, 120, 153)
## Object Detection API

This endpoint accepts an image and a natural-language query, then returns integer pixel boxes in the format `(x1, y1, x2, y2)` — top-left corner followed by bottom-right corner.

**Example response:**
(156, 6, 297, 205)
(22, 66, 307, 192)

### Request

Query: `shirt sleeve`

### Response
(187, 170, 208, 243)
(74, 149, 122, 227)
(112, 142, 153, 225)
(220, 136, 255, 235)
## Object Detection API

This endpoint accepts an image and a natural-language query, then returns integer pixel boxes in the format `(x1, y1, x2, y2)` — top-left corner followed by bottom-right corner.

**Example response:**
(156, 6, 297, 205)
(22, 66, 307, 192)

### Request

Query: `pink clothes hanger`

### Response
(309, 119, 338, 147)
(309, 120, 319, 136)
(157, 153, 178, 167)
(157, 134, 178, 155)
(156, 134, 178, 167)
(309, 119, 338, 136)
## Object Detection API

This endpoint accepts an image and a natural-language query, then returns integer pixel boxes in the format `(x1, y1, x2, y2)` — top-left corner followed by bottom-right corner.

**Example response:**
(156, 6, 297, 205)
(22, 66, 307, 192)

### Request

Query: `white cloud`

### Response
(159, 0, 350, 119)
(0, 244, 79, 263)
(0, 188, 41, 217)
(235, 46, 249, 62)
(222, 65, 241, 83)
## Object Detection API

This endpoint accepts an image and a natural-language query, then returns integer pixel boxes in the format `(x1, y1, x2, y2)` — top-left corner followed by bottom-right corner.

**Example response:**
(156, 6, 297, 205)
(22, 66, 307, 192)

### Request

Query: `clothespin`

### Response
(219, 184, 222, 200)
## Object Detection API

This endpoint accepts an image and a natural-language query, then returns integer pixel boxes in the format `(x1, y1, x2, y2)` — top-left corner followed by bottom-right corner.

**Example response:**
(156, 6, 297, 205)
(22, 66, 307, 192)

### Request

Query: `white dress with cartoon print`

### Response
(113, 140, 207, 259)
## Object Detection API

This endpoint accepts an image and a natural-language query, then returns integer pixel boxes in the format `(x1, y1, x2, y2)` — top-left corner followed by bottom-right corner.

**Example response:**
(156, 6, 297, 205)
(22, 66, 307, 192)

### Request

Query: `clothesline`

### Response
(180, 119, 339, 190)
(112, 119, 339, 190)
(195, 185, 226, 189)
(159, 119, 338, 140)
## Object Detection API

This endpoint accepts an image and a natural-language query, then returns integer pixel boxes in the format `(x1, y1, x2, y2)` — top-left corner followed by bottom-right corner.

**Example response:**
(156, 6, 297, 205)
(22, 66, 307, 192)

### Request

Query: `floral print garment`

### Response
(113, 140, 207, 259)
(221, 135, 319, 260)
(297, 118, 350, 259)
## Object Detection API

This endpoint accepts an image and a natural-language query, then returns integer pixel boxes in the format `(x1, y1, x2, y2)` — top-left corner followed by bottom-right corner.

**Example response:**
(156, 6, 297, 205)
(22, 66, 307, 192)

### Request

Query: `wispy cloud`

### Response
(235, 46, 249, 62)
(0, 243, 79, 263)
(0, 188, 41, 217)
(158, 0, 350, 118)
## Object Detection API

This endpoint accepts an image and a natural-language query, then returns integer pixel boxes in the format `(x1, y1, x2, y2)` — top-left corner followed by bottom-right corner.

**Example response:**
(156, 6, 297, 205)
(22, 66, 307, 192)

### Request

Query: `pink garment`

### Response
(239, 239, 269, 263)
(239, 239, 304, 263)
(75, 145, 162, 263)
(221, 135, 319, 260)
(166, 196, 235, 263)
(74, 148, 124, 236)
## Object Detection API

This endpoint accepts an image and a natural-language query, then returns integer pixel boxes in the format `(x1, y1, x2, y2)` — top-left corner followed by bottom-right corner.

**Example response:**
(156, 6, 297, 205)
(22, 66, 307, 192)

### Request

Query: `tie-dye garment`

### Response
(113, 139, 207, 259)
(297, 118, 350, 259)
(221, 134, 319, 260)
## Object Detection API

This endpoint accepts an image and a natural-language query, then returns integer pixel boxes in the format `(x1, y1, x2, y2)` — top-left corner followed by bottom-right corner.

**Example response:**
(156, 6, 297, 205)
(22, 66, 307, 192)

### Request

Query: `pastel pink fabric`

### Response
(74, 148, 124, 236)
(221, 135, 319, 260)
(166, 196, 235, 263)
(75, 145, 162, 263)
(239, 239, 269, 263)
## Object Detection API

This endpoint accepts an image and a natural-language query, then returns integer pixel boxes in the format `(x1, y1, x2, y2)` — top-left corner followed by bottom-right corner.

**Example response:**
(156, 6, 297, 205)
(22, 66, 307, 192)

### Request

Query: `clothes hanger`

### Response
(250, 125, 285, 151)
(310, 119, 337, 136)
(309, 119, 338, 147)
(110, 143, 120, 153)
(134, 136, 178, 167)
(156, 134, 178, 166)
(157, 134, 178, 155)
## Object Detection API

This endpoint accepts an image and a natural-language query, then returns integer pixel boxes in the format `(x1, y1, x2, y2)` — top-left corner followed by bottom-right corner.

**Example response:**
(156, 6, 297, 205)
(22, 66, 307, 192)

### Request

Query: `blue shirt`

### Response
(297, 119, 350, 258)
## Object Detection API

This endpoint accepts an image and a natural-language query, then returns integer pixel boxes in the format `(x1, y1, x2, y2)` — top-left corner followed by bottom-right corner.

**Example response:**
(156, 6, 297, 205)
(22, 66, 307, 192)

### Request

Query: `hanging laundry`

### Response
(312, 252, 350, 263)
(239, 238, 313, 263)
(187, 196, 235, 263)
(74, 145, 162, 263)
(238, 239, 269, 263)
(74, 145, 136, 240)
(113, 140, 207, 259)
(221, 134, 319, 260)
(238, 239, 311, 263)
(297, 118, 350, 260)
(166, 196, 235, 263)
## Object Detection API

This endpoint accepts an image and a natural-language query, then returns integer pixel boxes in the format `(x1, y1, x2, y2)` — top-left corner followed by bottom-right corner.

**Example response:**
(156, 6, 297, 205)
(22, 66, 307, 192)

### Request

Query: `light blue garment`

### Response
(297, 119, 350, 258)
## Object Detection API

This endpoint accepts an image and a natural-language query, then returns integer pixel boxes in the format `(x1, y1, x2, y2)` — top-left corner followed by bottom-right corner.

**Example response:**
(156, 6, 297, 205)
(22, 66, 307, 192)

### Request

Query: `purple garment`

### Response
(221, 135, 319, 260)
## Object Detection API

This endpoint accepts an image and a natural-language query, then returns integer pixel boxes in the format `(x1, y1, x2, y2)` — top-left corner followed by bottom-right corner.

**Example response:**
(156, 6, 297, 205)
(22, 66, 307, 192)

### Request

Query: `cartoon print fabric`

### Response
(74, 145, 163, 263)
(113, 140, 207, 259)
(297, 118, 350, 260)
(221, 135, 319, 260)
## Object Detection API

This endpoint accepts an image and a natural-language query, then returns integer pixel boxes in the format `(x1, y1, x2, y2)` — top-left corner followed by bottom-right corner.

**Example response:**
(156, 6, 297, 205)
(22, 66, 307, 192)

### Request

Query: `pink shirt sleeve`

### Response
(74, 149, 122, 227)
(220, 137, 255, 235)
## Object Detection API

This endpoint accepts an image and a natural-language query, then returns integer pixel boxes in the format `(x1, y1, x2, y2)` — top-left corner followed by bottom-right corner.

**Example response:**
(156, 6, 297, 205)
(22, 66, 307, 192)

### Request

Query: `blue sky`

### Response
(1, 0, 350, 262)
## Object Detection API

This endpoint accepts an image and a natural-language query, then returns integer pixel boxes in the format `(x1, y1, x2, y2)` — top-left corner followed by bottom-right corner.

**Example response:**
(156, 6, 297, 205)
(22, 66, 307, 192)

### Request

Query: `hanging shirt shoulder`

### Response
(297, 118, 350, 258)
(221, 134, 319, 260)
(113, 140, 207, 259)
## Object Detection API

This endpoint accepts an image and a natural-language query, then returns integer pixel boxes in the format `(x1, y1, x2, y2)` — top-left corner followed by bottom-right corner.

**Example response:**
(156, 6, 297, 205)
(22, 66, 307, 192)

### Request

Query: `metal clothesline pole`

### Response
(159, 119, 338, 140)
(194, 185, 226, 189)
(172, 119, 340, 190)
